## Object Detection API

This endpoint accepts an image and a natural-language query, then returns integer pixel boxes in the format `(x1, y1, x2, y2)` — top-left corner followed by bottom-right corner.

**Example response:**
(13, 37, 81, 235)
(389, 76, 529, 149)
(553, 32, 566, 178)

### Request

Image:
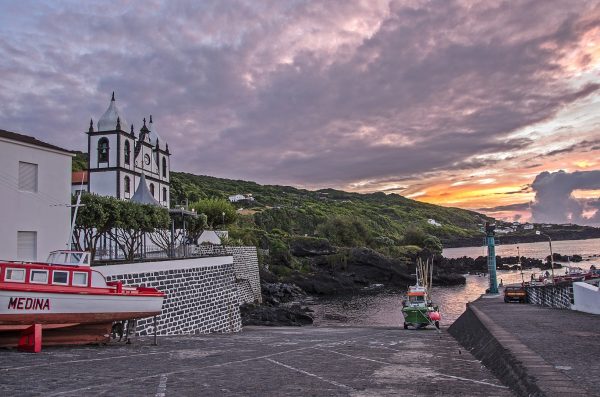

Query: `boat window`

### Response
(52, 270, 69, 285)
(72, 272, 88, 286)
(70, 253, 83, 264)
(5, 268, 25, 282)
(30, 269, 48, 284)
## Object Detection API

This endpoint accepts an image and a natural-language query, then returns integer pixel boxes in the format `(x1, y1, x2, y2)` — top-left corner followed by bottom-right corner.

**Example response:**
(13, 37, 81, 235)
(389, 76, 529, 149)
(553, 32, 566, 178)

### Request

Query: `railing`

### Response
(525, 283, 573, 309)
(92, 244, 231, 266)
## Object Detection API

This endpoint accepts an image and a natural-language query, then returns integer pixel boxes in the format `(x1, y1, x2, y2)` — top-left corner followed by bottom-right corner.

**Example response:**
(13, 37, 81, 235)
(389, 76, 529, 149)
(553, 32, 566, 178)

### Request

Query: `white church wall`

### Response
(89, 171, 117, 197)
(89, 134, 118, 168)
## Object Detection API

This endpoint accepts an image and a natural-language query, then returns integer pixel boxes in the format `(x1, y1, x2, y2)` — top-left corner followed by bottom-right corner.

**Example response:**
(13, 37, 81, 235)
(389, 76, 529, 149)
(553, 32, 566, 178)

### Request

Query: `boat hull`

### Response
(402, 306, 440, 329)
(0, 322, 113, 347)
(0, 290, 163, 326)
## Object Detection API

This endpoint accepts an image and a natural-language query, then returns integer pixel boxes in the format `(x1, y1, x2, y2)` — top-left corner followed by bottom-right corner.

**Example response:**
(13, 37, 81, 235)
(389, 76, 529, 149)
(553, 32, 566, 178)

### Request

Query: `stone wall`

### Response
(525, 284, 573, 309)
(97, 256, 242, 336)
(195, 245, 262, 304)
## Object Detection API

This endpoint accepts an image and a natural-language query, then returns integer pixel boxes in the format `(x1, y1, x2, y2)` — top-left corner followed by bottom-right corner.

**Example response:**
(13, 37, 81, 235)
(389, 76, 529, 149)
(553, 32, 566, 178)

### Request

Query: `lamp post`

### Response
(536, 230, 554, 283)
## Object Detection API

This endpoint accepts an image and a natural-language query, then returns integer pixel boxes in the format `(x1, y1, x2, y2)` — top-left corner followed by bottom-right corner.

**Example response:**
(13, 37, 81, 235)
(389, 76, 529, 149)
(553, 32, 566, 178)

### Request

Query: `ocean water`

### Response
(443, 238, 600, 269)
(310, 268, 536, 328)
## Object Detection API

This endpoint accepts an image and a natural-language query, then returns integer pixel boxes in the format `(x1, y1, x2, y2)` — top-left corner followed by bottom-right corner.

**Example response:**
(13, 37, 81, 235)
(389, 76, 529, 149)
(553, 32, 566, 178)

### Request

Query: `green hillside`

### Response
(170, 172, 490, 248)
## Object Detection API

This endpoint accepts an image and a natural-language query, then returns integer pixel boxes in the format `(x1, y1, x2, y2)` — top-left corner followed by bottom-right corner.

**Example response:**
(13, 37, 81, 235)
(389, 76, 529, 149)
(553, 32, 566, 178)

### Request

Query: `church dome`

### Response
(97, 92, 128, 132)
(148, 115, 163, 146)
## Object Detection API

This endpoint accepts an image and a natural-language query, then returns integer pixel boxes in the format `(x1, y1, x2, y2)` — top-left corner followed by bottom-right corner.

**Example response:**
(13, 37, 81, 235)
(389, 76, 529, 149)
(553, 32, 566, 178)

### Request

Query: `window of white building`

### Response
(17, 231, 37, 261)
(18, 161, 38, 192)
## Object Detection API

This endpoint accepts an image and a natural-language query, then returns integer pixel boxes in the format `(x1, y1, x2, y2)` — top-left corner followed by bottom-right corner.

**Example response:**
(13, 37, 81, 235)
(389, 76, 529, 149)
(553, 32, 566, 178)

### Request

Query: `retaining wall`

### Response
(97, 256, 242, 336)
(195, 245, 262, 304)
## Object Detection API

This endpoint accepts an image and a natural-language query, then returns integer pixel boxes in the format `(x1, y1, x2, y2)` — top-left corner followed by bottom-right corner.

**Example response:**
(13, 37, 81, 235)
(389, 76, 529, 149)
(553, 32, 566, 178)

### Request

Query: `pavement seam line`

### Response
(264, 358, 354, 390)
(319, 348, 508, 389)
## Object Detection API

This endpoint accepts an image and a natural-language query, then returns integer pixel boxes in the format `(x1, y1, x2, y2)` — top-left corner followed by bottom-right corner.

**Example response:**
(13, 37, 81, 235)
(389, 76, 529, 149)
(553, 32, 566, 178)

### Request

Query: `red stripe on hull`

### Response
(0, 311, 160, 327)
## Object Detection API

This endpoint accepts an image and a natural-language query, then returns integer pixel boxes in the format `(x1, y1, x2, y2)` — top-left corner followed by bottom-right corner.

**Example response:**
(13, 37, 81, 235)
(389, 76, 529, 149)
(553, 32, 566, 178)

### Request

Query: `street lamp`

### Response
(536, 230, 554, 283)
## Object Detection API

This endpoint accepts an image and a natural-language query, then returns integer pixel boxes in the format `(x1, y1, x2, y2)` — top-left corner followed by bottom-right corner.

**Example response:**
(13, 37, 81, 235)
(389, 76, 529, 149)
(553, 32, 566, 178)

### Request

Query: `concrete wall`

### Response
(0, 137, 71, 261)
(97, 255, 242, 336)
(572, 282, 600, 315)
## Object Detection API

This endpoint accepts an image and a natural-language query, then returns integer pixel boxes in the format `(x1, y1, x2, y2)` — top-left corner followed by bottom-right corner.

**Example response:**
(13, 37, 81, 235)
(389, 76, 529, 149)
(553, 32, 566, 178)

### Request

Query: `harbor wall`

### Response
(98, 256, 243, 336)
(524, 284, 573, 309)
(448, 302, 543, 397)
(572, 282, 600, 315)
(449, 299, 591, 397)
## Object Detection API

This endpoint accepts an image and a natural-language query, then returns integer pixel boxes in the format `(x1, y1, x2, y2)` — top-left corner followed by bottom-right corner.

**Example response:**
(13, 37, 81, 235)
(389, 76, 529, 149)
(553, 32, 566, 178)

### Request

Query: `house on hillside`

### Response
(0, 129, 72, 260)
(427, 219, 441, 227)
(229, 193, 255, 203)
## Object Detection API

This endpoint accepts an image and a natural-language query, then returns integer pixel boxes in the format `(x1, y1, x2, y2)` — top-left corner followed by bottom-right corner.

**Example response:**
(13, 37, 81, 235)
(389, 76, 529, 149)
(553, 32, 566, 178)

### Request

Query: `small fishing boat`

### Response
(401, 258, 441, 330)
(0, 250, 164, 349)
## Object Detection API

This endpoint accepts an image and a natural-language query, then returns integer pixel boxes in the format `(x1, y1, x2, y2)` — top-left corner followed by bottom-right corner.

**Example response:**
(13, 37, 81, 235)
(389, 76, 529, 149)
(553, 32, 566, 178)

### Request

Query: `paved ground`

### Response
(472, 295, 600, 396)
(0, 326, 512, 396)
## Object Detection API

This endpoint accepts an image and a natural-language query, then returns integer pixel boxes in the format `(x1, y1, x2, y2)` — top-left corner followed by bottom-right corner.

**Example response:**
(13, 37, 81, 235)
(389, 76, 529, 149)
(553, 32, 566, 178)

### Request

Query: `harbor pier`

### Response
(450, 295, 599, 396)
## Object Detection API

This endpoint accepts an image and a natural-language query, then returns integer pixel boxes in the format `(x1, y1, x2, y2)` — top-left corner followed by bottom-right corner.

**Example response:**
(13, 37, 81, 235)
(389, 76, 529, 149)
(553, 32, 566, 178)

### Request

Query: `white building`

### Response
(229, 194, 254, 203)
(0, 129, 72, 261)
(427, 219, 441, 227)
(87, 93, 171, 207)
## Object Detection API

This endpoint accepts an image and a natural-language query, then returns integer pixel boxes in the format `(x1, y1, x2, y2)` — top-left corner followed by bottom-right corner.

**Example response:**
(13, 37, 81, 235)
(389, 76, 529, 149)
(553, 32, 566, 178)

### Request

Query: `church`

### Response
(86, 93, 171, 208)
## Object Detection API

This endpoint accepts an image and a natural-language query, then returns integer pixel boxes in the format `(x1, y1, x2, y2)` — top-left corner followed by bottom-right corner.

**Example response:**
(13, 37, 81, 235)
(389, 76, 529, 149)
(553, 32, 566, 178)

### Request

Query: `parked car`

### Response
(504, 285, 528, 303)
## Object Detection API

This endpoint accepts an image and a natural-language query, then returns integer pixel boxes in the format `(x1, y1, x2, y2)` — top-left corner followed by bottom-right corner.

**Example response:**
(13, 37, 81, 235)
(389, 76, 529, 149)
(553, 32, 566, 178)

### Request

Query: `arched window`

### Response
(162, 157, 167, 178)
(98, 138, 109, 163)
(149, 183, 155, 197)
(124, 141, 131, 165)
(162, 187, 167, 202)
(124, 176, 130, 194)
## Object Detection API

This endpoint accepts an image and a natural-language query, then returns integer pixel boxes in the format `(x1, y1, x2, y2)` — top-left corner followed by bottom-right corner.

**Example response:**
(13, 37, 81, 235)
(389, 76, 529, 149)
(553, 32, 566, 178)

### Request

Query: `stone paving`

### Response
(471, 296, 600, 397)
(0, 326, 512, 396)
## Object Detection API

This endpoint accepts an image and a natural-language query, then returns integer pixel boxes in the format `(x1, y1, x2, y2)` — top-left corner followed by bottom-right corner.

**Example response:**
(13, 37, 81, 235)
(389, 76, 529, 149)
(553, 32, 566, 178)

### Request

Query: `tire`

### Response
(403, 322, 408, 330)
(504, 297, 509, 303)
(435, 321, 440, 329)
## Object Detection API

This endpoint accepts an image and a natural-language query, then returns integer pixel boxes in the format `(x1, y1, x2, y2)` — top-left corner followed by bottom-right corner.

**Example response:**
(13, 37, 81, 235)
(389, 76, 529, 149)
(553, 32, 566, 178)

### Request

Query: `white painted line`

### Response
(320, 349, 507, 390)
(265, 358, 353, 390)
(437, 374, 508, 389)
(0, 351, 167, 372)
(155, 374, 168, 397)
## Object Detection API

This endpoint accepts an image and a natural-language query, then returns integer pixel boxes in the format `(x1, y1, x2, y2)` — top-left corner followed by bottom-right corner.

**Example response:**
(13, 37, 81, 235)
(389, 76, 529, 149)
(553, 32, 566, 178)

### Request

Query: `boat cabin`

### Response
(0, 251, 106, 289)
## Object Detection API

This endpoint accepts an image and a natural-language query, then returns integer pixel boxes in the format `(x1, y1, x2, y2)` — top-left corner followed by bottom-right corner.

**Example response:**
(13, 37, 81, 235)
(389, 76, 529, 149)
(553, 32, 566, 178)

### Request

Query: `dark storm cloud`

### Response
(531, 170, 600, 225)
(0, 0, 599, 188)
(478, 202, 531, 212)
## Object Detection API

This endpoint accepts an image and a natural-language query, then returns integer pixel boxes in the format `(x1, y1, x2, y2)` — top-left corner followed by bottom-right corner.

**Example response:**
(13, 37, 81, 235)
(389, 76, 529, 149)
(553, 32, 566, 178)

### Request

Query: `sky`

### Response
(1, 0, 600, 224)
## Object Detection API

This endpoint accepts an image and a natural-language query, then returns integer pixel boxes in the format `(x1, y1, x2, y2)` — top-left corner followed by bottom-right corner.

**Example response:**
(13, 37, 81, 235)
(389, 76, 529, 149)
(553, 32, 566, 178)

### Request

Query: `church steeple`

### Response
(97, 92, 128, 131)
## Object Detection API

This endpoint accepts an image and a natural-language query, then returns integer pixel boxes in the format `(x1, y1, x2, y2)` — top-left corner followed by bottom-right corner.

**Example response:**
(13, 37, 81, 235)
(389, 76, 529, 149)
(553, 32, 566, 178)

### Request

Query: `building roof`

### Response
(72, 171, 88, 185)
(131, 174, 160, 206)
(97, 92, 128, 132)
(0, 128, 72, 154)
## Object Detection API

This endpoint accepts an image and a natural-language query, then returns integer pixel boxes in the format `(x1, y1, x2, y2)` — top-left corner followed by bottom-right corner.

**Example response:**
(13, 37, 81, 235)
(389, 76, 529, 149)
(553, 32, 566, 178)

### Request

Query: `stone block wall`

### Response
(196, 245, 262, 304)
(97, 256, 242, 336)
(525, 284, 573, 309)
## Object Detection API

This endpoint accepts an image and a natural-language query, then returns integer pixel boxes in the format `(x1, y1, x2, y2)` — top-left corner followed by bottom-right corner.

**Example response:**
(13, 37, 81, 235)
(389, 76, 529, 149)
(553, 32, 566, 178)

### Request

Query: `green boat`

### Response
(401, 258, 441, 330)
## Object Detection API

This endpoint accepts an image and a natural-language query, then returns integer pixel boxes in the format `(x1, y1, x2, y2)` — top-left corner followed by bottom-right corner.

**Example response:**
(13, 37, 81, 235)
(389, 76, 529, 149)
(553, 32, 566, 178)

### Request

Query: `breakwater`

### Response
(449, 295, 597, 396)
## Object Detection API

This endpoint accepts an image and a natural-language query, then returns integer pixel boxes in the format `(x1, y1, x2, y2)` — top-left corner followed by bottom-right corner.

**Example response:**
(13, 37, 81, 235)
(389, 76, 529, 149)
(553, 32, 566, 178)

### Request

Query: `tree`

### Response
(110, 201, 170, 261)
(316, 215, 371, 247)
(190, 198, 237, 228)
(72, 193, 117, 258)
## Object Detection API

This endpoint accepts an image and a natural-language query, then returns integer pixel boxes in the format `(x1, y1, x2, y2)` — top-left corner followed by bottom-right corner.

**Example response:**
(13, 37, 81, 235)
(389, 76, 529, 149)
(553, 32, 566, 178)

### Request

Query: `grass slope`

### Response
(170, 172, 490, 245)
